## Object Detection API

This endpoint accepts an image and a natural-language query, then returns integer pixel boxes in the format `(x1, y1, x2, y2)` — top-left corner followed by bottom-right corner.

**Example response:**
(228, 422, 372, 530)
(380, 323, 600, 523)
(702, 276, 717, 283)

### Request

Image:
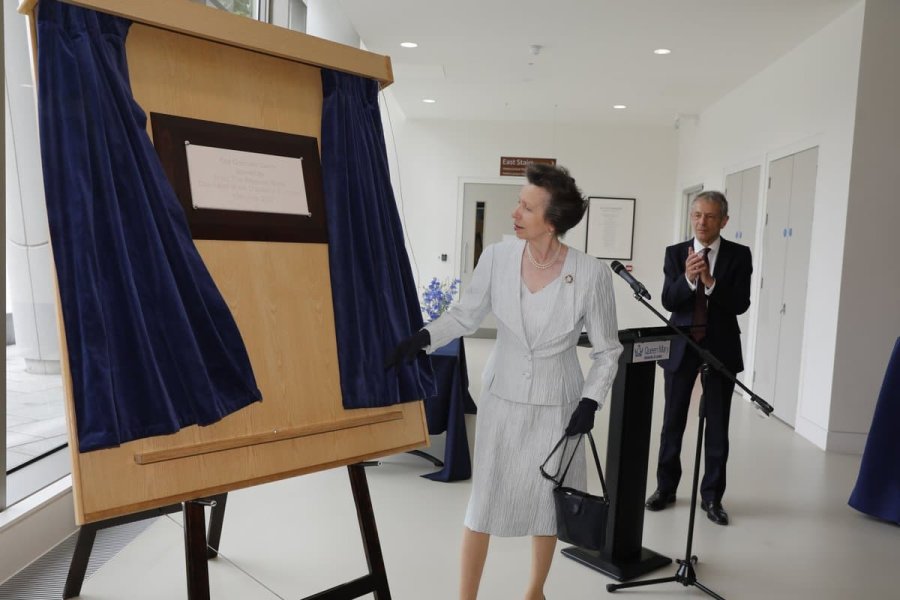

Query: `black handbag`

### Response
(540, 432, 610, 551)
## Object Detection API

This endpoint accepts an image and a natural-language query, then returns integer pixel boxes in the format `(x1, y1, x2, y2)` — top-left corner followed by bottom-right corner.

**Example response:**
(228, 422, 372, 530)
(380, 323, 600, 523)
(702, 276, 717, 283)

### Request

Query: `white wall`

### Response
(676, 2, 866, 450)
(380, 108, 678, 330)
(305, 0, 360, 47)
(830, 0, 900, 450)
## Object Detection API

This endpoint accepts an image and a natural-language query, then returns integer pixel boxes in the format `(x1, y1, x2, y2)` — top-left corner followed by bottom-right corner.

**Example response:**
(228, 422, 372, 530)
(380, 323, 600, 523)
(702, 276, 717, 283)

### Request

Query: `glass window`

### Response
(287, 0, 307, 32)
(4, 0, 69, 509)
(191, 0, 261, 20)
(264, 0, 307, 33)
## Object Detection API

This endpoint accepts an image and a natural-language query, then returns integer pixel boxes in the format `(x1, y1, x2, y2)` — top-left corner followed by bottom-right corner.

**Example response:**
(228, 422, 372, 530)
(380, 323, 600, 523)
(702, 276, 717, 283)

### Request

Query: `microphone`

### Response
(610, 260, 651, 300)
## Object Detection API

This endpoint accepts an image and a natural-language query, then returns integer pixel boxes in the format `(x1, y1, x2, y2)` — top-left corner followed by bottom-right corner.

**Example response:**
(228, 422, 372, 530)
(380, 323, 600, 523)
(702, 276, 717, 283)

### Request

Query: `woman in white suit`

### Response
(389, 164, 622, 600)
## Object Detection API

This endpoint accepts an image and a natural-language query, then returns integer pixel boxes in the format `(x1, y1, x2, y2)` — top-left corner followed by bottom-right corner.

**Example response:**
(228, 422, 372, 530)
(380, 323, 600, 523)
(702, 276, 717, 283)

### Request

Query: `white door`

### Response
(753, 148, 817, 426)
(772, 147, 817, 426)
(753, 155, 793, 410)
(725, 166, 761, 363)
(460, 182, 522, 333)
(738, 166, 760, 253)
(724, 171, 744, 241)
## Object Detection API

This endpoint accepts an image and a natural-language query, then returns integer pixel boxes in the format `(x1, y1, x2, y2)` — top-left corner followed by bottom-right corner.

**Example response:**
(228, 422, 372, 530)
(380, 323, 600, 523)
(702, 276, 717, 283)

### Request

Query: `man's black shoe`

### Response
(645, 490, 676, 511)
(700, 500, 729, 525)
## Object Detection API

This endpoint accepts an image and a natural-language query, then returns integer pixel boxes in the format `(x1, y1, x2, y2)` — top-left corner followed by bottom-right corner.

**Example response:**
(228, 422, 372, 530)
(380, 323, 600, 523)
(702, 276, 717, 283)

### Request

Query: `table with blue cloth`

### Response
(849, 336, 900, 524)
(418, 338, 477, 482)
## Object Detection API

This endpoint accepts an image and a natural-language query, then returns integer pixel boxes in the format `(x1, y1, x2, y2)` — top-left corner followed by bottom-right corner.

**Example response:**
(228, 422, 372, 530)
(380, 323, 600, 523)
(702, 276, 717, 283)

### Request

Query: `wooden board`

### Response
(24, 1, 426, 524)
(19, 0, 393, 87)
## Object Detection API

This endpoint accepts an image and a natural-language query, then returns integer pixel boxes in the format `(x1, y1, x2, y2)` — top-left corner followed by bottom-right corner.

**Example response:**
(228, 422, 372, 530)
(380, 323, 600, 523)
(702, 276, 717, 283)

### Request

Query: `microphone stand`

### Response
(606, 289, 772, 599)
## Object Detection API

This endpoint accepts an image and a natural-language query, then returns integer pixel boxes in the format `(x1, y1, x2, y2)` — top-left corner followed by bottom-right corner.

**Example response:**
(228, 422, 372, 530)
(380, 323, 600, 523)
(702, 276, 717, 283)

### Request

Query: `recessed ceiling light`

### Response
(613, 104, 627, 110)
(653, 48, 671, 55)
(401, 42, 418, 48)
(422, 98, 437, 104)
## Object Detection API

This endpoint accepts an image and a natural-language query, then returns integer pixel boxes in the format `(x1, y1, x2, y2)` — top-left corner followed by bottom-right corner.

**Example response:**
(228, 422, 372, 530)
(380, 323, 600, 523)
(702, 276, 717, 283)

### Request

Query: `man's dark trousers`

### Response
(658, 345, 735, 503)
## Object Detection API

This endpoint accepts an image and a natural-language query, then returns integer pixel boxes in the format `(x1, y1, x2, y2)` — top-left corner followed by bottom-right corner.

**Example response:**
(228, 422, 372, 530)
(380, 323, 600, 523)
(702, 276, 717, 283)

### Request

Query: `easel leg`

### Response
(206, 493, 228, 559)
(63, 524, 98, 599)
(65, 504, 181, 598)
(301, 465, 392, 600)
(348, 463, 391, 600)
(183, 501, 211, 600)
(62, 496, 223, 598)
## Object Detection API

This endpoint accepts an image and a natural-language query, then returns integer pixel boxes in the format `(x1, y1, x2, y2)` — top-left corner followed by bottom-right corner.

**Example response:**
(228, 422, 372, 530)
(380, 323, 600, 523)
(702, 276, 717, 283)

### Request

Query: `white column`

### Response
(4, 4, 60, 374)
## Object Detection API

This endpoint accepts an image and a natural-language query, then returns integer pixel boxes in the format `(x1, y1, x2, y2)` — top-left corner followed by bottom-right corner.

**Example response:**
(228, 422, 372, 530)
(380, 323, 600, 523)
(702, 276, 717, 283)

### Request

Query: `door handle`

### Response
(464, 242, 469, 273)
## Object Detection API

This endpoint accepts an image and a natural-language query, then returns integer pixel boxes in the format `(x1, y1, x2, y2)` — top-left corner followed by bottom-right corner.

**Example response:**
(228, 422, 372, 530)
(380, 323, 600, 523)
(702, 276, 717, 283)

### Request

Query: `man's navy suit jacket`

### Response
(658, 238, 752, 374)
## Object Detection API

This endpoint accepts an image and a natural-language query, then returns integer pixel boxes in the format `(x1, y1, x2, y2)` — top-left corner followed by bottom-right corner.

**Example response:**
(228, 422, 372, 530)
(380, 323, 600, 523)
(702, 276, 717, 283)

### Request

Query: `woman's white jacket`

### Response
(425, 239, 622, 407)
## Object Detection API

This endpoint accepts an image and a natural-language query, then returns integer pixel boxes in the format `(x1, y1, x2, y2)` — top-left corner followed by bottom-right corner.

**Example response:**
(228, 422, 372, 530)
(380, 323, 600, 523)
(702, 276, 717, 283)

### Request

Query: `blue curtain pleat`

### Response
(36, 0, 262, 451)
(320, 69, 435, 408)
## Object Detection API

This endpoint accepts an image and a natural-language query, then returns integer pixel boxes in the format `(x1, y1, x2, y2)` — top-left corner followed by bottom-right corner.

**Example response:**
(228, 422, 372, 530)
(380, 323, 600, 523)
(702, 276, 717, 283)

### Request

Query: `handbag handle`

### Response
(586, 432, 609, 500)
(540, 434, 582, 485)
(540, 433, 609, 500)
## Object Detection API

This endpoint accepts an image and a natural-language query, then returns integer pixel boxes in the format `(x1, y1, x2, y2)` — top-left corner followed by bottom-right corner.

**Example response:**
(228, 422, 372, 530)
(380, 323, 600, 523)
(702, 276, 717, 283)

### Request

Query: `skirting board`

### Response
(825, 430, 867, 455)
(795, 415, 828, 450)
(795, 415, 867, 454)
(0, 478, 76, 585)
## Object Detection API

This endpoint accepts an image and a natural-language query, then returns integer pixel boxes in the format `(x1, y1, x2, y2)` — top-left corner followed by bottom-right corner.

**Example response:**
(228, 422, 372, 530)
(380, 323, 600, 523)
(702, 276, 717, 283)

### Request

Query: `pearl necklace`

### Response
(526, 241, 562, 270)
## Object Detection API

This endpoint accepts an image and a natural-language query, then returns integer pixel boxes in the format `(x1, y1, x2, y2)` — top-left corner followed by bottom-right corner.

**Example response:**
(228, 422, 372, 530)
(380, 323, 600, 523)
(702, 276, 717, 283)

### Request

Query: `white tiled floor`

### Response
(5, 345, 67, 470)
(65, 337, 898, 600)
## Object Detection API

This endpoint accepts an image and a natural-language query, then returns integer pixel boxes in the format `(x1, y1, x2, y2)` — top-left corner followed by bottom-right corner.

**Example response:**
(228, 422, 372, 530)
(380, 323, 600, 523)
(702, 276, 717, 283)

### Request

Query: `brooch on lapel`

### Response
(564, 274, 574, 284)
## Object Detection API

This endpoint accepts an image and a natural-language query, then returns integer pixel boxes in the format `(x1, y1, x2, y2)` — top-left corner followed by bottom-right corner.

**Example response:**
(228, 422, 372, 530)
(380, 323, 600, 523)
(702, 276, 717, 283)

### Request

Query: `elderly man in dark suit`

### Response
(645, 191, 752, 525)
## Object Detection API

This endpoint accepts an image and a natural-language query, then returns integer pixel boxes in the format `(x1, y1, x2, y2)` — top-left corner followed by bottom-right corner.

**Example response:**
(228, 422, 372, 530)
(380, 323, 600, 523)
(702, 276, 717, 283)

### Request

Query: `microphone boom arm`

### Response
(626, 287, 772, 416)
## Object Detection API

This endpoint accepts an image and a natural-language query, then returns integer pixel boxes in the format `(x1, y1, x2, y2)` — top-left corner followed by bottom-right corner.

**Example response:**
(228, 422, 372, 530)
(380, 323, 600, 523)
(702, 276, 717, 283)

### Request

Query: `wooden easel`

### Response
(19, 1, 428, 598)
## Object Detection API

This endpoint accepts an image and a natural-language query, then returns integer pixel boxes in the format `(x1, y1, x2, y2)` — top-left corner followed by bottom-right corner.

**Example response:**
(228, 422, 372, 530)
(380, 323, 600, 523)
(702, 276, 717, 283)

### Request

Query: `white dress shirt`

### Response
(686, 236, 721, 296)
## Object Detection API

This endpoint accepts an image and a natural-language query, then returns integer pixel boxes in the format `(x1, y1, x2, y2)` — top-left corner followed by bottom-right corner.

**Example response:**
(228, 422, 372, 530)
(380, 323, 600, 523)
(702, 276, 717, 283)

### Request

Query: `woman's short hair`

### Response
(526, 163, 587, 235)
(693, 190, 729, 218)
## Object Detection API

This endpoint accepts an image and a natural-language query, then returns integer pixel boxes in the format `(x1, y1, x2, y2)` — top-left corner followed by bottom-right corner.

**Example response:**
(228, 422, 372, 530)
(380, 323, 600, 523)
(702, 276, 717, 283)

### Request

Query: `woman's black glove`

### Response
(384, 329, 431, 370)
(565, 398, 599, 436)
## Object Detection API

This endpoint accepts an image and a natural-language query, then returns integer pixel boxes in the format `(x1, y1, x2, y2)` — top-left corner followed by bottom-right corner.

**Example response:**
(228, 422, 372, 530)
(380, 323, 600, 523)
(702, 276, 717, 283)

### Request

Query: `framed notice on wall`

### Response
(585, 196, 635, 260)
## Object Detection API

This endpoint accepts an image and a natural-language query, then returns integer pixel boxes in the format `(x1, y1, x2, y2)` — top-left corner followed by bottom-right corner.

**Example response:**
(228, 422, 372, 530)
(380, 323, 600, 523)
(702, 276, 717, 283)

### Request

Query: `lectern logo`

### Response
(632, 340, 671, 363)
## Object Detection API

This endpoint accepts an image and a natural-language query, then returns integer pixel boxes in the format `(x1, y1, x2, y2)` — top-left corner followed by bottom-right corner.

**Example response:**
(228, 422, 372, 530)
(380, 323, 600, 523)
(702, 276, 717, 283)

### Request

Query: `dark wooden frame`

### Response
(150, 113, 327, 243)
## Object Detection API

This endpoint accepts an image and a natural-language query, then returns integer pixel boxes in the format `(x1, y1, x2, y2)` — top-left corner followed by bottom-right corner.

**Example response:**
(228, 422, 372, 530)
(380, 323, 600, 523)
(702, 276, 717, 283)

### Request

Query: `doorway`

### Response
(460, 182, 522, 334)
(724, 165, 761, 363)
(753, 147, 818, 426)
(680, 184, 704, 241)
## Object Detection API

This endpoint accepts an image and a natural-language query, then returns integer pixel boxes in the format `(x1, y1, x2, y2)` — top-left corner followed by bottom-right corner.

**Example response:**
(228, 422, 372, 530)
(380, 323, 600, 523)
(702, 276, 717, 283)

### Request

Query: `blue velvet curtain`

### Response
(849, 337, 900, 523)
(36, 0, 262, 451)
(320, 70, 435, 408)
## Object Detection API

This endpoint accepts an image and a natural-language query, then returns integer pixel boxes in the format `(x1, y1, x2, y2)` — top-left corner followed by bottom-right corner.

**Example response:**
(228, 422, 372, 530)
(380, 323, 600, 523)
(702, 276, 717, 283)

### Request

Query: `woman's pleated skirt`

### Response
(465, 393, 586, 537)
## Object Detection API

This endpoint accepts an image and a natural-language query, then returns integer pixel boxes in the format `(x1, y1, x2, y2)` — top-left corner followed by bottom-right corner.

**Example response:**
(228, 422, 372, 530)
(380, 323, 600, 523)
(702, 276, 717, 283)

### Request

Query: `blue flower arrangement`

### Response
(421, 277, 461, 322)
